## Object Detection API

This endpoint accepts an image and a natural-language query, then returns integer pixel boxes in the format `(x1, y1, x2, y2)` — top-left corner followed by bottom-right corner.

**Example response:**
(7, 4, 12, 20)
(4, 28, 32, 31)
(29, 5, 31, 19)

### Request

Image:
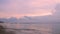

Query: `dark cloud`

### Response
(0, 0, 10, 4)
(53, 3, 60, 17)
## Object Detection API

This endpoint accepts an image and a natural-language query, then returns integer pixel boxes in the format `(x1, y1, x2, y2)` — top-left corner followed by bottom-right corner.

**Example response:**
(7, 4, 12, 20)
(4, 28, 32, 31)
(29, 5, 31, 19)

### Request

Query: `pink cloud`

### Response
(0, 0, 60, 18)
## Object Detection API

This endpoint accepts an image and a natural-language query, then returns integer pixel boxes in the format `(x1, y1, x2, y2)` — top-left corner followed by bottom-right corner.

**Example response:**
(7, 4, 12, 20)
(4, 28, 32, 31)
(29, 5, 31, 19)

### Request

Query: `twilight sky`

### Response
(0, 0, 60, 18)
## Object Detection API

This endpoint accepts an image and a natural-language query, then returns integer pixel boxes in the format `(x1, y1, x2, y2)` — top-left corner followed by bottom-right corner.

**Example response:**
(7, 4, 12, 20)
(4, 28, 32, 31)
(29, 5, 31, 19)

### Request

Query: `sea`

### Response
(0, 23, 60, 34)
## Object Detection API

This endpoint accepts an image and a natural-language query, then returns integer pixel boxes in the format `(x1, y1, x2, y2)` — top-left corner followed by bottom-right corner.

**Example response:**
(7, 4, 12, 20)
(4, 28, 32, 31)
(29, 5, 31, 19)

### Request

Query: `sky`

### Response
(0, 0, 60, 18)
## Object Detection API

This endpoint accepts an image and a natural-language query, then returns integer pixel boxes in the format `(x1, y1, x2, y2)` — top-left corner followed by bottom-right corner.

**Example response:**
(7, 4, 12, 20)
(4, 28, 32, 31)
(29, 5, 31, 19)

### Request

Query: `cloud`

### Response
(0, 0, 58, 18)
(0, 0, 8, 4)
(53, 3, 60, 17)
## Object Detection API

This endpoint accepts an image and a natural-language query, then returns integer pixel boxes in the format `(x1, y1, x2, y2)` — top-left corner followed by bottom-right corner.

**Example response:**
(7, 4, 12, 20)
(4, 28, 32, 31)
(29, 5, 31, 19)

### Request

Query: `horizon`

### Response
(0, 0, 60, 34)
(0, 0, 60, 23)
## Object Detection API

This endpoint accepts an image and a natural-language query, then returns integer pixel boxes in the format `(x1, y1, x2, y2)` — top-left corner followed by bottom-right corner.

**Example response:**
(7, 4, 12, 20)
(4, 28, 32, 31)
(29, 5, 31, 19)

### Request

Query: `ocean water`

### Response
(0, 23, 60, 34)
(52, 24, 60, 34)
